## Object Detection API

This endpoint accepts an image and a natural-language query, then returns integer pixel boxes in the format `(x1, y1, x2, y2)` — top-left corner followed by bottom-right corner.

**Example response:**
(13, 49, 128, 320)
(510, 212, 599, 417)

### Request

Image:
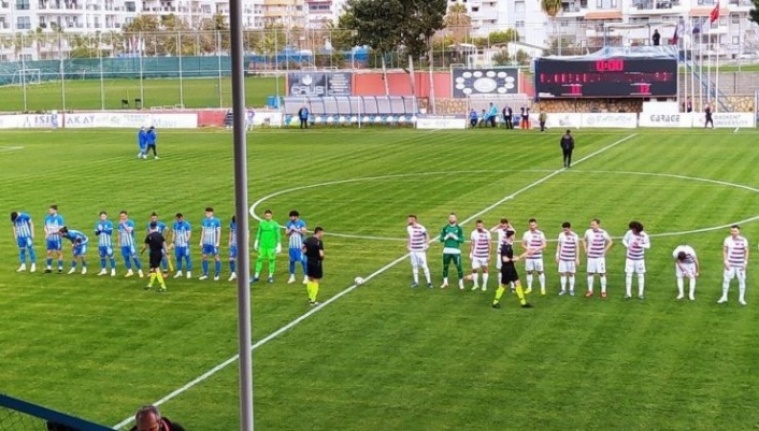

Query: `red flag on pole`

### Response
(709, 1, 720, 24)
(671, 25, 679, 45)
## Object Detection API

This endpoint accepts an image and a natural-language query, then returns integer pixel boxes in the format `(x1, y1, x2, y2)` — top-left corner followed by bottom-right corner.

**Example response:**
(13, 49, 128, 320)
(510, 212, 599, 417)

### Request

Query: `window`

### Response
(16, 16, 30, 29)
(560, 19, 569, 27)
(471, 6, 479, 11)
(595, 0, 617, 8)
(125, 1, 135, 12)
(515, 20, 524, 27)
(732, 36, 739, 44)
(731, 14, 739, 24)
(15, 0, 29, 9)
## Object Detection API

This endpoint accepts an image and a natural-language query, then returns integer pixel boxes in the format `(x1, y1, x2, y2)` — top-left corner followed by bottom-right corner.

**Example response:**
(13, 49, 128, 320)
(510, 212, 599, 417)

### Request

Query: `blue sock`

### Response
(301, 260, 307, 275)
(70, 260, 77, 269)
(28, 247, 36, 263)
(46, 258, 52, 267)
(186, 256, 193, 271)
(202, 260, 209, 275)
(214, 260, 221, 276)
(81, 260, 87, 268)
(100, 258, 106, 269)
(161, 258, 167, 270)
(133, 259, 142, 270)
(229, 260, 236, 273)
(289, 260, 295, 274)
(57, 259, 63, 269)
(175, 257, 181, 271)
(110, 258, 116, 269)
(19, 249, 26, 264)
(123, 258, 132, 270)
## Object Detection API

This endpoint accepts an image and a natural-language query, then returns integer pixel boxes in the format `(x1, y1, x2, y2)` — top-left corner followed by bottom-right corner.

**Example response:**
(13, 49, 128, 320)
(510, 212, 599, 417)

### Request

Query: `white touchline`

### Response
(112, 133, 636, 430)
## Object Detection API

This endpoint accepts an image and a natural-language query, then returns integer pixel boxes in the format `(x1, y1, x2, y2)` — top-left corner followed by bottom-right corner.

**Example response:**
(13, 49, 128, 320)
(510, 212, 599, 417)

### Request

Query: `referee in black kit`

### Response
(560, 129, 575, 168)
(141, 221, 168, 292)
(303, 227, 325, 306)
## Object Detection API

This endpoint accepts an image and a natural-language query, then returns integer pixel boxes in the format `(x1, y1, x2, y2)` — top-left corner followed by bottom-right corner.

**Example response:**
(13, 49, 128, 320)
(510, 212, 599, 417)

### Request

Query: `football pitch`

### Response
(1, 127, 759, 430)
(0, 76, 284, 111)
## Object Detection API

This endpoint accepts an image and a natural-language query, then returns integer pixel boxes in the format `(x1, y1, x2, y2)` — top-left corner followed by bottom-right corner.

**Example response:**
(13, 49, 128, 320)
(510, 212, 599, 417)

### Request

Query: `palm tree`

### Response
(540, 0, 562, 55)
(444, 3, 471, 45)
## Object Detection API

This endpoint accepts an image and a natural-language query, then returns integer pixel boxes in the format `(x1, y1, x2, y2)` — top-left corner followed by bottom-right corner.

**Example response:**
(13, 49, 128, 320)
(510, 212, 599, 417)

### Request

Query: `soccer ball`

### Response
(354, 276, 365, 286)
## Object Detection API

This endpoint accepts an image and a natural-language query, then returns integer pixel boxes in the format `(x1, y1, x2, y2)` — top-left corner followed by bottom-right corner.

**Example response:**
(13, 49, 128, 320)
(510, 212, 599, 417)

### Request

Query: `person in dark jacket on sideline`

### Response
(129, 405, 186, 431)
(560, 129, 575, 168)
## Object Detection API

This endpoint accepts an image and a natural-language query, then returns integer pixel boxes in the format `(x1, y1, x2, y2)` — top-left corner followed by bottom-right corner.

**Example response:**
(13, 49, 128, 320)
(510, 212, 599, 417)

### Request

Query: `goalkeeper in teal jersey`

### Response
(439, 213, 465, 289)
(253, 209, 281, 283)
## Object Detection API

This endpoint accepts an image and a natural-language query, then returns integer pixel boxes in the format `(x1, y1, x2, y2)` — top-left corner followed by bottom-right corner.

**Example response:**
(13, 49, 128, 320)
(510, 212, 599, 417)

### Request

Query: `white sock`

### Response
(600, 275, 607, 293)
(560, 275, 567, 291)
(423, 266, 431, 283)
(676, 277, 684, 296)
(412, 267, 419, 284)
(443, 277, 449, 285)
(587, 275, 594, 292)
(482, 273, 489, 288)
(722, 278, 730, 298)
(538, 273, 545, 289)
(638, 274, 645, 296)
(472, 273, 479, 286)
(526, 273, 534, 289)
(689, 278, 696, 298)
(625, 274, 632, 296)
(739, 279, 746, 301)
(569, 275, 575, 291)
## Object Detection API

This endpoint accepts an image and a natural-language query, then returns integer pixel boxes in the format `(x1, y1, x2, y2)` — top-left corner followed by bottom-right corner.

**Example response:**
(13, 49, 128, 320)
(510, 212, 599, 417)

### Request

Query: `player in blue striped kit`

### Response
(11, 211, 37, 273)
(286, 210, 308, 284)
(228, 216, 238, 281)
(59, 226, 88, 275)
(43, 205, 65, 273)
(137, 126, 148, 159)
(171, 213, 193, 279)
(146, 212, 169, 273)
(95, 211, 117, 276)
(117, 210, 144, 278)
(199, 207, 222, 281)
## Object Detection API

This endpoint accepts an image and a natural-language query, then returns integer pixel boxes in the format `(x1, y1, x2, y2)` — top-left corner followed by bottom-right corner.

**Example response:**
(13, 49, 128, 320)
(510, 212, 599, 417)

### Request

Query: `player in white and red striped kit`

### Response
(556, 221, 580, 296)
(522, 218, 547, 295)
(582, 219, 613, 299)
(719, 225, 749, 305)
(622, 221, 651, 299)
(673, 244, 699, 301)
(407, 215, 432, 288)
(468, 219, 492, 291)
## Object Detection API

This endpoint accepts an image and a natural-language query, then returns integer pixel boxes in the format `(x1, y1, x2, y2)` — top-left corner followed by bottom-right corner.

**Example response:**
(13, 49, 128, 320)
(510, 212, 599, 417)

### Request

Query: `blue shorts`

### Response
(46, 238, 62, 251)
(73, 244, 87, 257)
(229, 245, 238, 259)
(202, 244, 218, 256)
(17, 237, 33, 248)
(174, 246, 189, 259)
(289, 247, 304, 262)
(121, 245, 137, 258)
(99, 245, 114, 258)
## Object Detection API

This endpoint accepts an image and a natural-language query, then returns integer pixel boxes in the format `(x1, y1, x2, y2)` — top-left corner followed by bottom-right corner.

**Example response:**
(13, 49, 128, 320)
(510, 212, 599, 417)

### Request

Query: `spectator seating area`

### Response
(282, 96, 419, 125)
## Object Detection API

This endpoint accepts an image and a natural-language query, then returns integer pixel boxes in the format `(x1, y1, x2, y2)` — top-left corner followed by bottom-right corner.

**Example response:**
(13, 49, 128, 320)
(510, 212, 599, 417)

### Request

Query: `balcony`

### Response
(629, 0, 686, 14)
(727, 0, 752, 10)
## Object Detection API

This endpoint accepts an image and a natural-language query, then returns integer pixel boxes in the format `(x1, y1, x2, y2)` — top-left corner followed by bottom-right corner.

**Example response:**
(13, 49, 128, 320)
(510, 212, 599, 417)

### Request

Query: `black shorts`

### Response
(500, 264, 519, 284)
(149, 252, 163, 268)
(307, 261, 323, 279)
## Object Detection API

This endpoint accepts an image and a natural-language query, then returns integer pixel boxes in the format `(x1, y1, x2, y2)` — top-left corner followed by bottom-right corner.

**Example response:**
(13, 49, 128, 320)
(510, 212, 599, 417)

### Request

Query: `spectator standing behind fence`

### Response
(298, 105, 309, 129)
(704, 102, 714, 128)
(129, 405, 185, 431)
(523, 107, 532, 129)
(469, 109, 478, 128)
(478, 109, 487, 127)
(652, 29, 661, 46)
(504, 106, 514, 129)
(539, 111, 547, 132)
(487, 103, 498, 128)
(247, 108, 255, 131)
(560, 130, 575, 168)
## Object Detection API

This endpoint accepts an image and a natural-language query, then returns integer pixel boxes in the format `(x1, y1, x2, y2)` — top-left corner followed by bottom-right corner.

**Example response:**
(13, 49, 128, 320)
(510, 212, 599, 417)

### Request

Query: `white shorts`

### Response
(587, 257, 606, 274)
(625, 258, 646, 274)
(409, 251, 428, 268)
(558, 260, 576, 274)
(471, 256, 489, 270)
(724, 266, 746, 281)
(675, 262, 697, 278)
(525, 258, 544, 272)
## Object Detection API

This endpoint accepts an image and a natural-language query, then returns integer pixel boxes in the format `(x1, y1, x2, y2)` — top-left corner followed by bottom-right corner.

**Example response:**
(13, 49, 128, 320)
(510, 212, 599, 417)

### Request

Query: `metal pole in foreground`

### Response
(229, 0, 254, 430)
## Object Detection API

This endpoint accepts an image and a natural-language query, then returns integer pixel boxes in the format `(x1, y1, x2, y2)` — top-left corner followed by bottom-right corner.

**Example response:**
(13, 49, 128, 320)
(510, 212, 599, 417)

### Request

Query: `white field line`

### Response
(112, 133, 636, 430)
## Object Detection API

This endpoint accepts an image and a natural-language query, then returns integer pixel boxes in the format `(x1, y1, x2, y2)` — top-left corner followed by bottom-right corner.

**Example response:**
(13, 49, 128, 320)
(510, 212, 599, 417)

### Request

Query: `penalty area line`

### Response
(112, 132, 636, 430)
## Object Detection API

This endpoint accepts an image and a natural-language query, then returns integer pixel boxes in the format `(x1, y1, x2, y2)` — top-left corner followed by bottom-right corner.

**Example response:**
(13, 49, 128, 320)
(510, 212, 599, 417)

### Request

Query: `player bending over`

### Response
(673, 244, 699, 301)
(59, 227, 88, 274)
(11, 211, 36, 273)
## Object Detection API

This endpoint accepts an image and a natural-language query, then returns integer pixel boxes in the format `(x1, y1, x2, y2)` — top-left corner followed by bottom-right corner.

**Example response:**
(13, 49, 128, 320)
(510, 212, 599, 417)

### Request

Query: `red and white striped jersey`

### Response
(522, 229, 546, 259)
(623, 230, 650, 260)
(584, 228, 611, 258)
(407, 224, 428, 252)
(557, 231, 579, 261)
(672, 245, 697, 263)
(470, 229, 491, 258)
(723, 235, 749, 267)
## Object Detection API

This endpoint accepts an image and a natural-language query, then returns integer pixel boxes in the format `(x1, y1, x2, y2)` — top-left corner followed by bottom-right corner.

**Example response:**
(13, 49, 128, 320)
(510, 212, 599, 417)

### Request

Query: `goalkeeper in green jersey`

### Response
(253, 209, 282, 283)
(439, 213, 465, 289)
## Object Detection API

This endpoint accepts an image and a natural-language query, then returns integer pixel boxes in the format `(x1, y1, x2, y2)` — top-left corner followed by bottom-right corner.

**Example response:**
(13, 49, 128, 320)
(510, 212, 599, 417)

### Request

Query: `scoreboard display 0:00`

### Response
(534, 57, 678, 98)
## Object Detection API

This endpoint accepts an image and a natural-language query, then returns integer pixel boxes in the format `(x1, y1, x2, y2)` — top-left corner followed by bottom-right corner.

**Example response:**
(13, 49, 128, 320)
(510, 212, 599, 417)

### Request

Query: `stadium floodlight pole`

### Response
(229, 0, 254, 430)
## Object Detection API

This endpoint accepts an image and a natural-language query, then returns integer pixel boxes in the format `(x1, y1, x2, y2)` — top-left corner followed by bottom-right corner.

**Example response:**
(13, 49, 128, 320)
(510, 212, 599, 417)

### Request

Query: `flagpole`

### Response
(715, 42, 720, 112)
(698, 29, 703, 111)
(690, 18, 695, 112)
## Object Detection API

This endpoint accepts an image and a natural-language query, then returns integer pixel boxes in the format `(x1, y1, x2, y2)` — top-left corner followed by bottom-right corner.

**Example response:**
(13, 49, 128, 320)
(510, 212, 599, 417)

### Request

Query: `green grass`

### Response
(1, 128, 759, 430)
(0, 76, 285, 112)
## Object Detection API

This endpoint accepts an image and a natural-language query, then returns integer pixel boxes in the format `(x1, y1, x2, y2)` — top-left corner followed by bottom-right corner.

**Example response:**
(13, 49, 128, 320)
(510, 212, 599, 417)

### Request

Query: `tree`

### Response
(751, 0, 759, 27)
(69, 33, 98, 58)
(472, 29, 520, 47)
(341, 0, 405, 95)
(540, 0, 563, 55)
(326, 18, 354, 52)
(122, 14, 160, 56)
(198, 13, 231, 54)
(397, 0, 447, 100)
(443, 3, 471, 44)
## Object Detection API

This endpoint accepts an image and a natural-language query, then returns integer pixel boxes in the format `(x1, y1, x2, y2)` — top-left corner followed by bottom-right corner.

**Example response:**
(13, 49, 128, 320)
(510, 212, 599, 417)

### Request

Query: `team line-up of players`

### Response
(9, 206, 316, 285)
(405, 213, 751, 308)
